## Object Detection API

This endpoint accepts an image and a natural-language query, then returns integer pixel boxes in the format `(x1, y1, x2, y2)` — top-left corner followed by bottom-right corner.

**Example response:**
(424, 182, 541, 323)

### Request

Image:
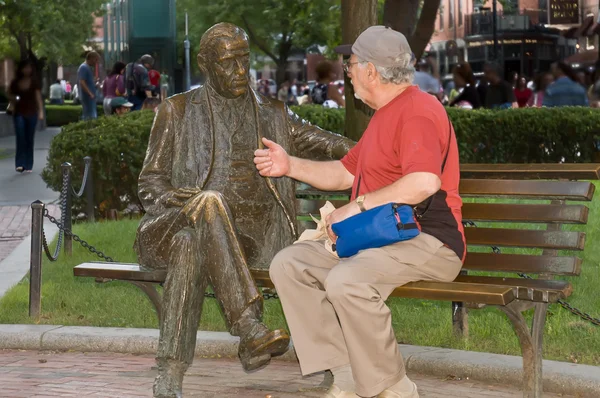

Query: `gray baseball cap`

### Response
(335, 26, 412, 68)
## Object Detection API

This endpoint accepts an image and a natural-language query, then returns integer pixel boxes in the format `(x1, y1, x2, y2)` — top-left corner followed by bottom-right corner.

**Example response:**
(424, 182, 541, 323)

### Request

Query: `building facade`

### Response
(428, 0, 596, 79)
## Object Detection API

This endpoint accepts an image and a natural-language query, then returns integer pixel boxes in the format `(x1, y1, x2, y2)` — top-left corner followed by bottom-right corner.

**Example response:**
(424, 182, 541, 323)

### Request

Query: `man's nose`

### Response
(235, 59, 246, 75)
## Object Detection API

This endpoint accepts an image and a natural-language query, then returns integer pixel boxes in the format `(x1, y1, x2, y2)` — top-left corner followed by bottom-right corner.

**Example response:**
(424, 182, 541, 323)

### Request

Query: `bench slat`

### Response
(295, 225, 588, 251)
(298, 202, 589, 224)
(459, 179, 595, 201)
(463, 253, 582, 275)
(464, 228, 586, 250)
(250, 270, 515, 306)
(75, 263, 514, 306)
(460, 163, 600, 180)
(74, 262, 166, 283)
(297, 180, 595, 201)
(461, 203, 588, 224)
(454, 275, 572, 302)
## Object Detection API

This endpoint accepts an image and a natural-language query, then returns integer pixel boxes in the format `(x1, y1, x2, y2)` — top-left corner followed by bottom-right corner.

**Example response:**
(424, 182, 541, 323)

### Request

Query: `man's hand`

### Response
(325, 201, 361, 243)
(254, 137, 291, 177)
(165, 187, 202, 208)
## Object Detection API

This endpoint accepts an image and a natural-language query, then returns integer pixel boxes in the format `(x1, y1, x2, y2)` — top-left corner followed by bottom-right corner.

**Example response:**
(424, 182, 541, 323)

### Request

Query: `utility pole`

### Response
(184, 12, 191, 91)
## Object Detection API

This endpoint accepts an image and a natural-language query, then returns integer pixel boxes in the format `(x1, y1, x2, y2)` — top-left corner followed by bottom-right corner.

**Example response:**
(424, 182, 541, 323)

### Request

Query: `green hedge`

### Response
(46, 104, 105, 127)
(42, 111, 155, 213)
(291, 105, 345, 135)
(43, 105, 600, 212)
(448, 107, 600, 163)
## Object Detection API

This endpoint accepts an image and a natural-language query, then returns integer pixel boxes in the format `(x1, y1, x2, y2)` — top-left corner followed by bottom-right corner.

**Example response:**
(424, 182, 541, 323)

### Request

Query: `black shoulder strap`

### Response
(415, 114, 453, 219)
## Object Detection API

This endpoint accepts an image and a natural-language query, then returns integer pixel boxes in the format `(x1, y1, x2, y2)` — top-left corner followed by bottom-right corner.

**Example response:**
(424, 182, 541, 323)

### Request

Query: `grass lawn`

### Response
(0, 196, 598, 366)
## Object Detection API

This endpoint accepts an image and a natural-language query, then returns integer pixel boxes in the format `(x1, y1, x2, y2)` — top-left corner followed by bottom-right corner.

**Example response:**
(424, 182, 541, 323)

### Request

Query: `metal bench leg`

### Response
(128, 281, 163, 325)
(500, 301, 548, 398)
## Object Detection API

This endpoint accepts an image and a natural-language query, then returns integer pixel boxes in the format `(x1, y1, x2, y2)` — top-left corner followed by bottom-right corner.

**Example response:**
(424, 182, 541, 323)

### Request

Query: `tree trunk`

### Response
(275, 39, 293, 87)
(341, 0, 377, 141)
(409, 0, 441, 59)
(384, 0, 441, 60)
(275, 61, 288, 88)
(16, 31, 28, 61)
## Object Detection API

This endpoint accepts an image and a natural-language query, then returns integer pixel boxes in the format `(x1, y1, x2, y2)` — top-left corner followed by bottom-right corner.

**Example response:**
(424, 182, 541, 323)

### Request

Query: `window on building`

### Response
(458, 0, 463, 27)
(439, 3, 444, 31)
(449, 0, 455, 29)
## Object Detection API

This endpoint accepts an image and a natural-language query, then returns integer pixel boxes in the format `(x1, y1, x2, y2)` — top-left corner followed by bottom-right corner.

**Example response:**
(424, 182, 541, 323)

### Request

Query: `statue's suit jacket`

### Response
(135, 86, 354, 269)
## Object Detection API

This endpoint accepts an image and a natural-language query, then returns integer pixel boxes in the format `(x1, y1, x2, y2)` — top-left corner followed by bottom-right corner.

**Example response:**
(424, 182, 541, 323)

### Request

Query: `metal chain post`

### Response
(61, 162, 73, 256)
(29, 201, 44, 317)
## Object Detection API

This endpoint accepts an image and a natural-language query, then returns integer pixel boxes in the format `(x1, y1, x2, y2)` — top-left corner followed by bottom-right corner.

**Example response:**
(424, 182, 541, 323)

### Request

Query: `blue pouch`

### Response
(331, 203, 420, 258)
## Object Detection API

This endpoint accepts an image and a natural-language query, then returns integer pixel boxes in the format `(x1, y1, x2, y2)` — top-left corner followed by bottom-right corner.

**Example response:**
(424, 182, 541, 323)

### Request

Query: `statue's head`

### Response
(198, 23, 250, 99)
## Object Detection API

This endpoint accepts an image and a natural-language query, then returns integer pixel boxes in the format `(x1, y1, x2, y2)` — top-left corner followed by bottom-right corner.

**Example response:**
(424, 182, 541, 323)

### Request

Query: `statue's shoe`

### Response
(239, 323, 290, 371)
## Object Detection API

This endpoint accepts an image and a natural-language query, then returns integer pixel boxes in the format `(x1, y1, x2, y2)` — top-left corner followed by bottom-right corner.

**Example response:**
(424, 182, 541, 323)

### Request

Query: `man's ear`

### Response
(367, 63, 377, 82)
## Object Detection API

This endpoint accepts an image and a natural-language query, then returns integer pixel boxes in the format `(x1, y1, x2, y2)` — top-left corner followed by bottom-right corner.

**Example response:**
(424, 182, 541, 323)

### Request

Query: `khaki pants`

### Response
(269, 233, 463, 397)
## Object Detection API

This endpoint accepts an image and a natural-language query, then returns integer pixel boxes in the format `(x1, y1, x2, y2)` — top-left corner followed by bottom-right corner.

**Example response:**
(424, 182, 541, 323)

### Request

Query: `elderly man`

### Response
(135, 22, 353, 397)
(257, 26, 465, 398)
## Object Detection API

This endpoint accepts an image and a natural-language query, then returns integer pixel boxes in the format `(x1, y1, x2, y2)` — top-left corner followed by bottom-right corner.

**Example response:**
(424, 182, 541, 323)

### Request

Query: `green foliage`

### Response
(45, 105, 104, 127)
(41, 111, 156, 214)
(0, 0, 104, 63)
(447, 107, 600, 163)
(177, 0, 340, 80)
(290, 104, 345, 134)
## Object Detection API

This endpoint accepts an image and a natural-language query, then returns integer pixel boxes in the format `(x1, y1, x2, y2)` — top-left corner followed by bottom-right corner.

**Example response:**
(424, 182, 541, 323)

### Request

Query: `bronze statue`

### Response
(134, 22, 354, 398)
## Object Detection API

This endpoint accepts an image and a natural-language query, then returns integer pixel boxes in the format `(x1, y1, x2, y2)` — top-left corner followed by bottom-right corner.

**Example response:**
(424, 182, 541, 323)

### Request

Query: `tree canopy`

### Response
(177, 0, 340, 84)
(0, 0, 104, 64)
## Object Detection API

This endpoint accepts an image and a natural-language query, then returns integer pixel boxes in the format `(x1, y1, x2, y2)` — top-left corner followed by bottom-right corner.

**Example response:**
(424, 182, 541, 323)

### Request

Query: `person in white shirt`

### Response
(49, 79, 64, 105)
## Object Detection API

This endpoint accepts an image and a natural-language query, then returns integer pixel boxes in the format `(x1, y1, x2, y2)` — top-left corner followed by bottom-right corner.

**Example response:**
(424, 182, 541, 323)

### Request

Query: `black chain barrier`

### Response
(41, 172, 68, 261)
(462, 220, 600, 327)
(42, 208, 279, 300)
(71, 159, 91, 198)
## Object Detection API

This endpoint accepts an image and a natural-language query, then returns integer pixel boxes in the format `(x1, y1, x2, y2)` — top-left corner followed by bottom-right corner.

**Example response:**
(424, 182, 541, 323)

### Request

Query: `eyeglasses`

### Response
(343, 60, 362, 73)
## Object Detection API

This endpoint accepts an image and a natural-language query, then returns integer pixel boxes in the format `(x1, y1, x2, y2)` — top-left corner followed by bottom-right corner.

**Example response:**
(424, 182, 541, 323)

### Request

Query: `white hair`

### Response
(357, 53, 414, 85)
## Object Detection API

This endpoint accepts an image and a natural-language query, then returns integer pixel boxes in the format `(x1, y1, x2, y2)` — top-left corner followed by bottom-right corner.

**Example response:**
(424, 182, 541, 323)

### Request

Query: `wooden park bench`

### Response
(74, 164, 600, 398)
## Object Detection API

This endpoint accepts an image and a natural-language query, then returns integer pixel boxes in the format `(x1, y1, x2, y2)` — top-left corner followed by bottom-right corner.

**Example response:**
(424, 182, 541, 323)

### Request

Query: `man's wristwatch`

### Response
(355, 195, 367, 212)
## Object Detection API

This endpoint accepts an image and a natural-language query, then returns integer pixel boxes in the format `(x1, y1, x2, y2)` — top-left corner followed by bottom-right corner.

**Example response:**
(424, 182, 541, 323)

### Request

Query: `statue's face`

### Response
(206, 36, 250, 98)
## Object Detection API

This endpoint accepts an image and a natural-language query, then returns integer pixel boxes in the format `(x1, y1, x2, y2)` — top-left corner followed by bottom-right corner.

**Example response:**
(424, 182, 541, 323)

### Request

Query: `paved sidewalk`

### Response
(0, 205, 60, 264)
(0, 128, 61, 206)
(0, 350, 572, 398)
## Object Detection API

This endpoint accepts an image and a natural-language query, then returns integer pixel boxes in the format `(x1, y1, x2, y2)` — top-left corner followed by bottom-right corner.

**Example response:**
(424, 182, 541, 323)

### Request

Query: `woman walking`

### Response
(102, 61, 127, 116)
(7, 59, 43, 173)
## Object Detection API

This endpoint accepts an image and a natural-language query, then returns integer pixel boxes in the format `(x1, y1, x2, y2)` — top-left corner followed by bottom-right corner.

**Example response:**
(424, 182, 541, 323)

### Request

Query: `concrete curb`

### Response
(0, 325, 598, 397)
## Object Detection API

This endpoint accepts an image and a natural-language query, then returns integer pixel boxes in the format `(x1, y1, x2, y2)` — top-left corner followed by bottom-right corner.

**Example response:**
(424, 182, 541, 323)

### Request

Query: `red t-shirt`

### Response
(514, 88, 532, 108)
(340, 86, 466, 261)
(148, 70, 161, 88)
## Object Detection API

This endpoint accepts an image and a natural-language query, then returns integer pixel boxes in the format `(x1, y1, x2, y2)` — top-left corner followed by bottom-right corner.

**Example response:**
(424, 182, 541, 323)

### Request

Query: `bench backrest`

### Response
(295, 178, 596, 278)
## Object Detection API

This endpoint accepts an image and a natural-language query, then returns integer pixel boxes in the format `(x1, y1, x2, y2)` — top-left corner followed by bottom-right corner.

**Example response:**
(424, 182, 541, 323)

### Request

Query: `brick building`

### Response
(427, 0, 596, 79)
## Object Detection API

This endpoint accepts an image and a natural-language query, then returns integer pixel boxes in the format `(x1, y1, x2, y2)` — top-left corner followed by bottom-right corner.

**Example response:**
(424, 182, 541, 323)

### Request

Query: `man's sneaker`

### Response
(377, 381, 419, 398)
(322, 384, 360, 398)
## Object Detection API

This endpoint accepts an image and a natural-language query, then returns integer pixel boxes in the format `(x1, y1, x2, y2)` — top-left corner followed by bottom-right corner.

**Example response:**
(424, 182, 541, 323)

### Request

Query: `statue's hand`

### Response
(165, 187, 202, 208)
(254, 137, 290, 177)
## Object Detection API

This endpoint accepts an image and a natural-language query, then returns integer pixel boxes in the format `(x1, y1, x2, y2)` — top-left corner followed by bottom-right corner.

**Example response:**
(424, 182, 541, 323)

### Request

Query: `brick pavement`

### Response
(0, 205, 60, 263)
(0, 350, 573, 398)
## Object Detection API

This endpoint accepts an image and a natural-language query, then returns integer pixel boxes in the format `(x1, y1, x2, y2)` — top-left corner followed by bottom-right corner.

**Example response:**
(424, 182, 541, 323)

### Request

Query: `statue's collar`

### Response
(190, 83, 269, 106)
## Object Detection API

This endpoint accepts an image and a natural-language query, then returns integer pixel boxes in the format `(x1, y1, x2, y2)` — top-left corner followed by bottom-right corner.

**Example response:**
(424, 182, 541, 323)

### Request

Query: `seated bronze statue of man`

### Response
(134, 22, 354, 397)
